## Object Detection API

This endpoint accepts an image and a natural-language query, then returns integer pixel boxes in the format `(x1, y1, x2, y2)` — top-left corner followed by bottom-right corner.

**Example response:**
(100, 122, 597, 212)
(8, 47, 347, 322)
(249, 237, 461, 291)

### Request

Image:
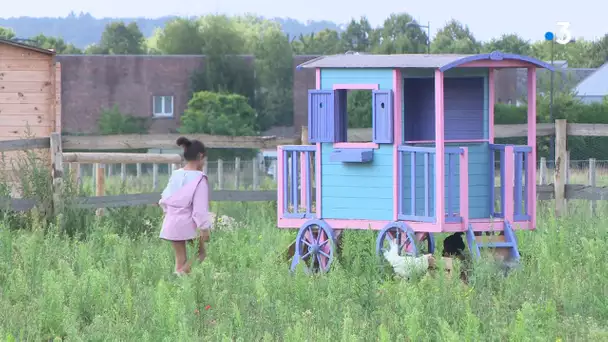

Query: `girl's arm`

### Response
(192, 176, 211, 229)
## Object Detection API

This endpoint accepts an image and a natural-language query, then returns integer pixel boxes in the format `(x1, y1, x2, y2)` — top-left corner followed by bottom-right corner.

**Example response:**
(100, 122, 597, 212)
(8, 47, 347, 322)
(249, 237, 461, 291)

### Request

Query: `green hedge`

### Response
(494, 95, 608, 161)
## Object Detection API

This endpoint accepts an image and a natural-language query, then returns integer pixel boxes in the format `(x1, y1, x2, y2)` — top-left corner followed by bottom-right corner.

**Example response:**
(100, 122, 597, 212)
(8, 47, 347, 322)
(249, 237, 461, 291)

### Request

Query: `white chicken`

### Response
(383, 239, 433, 279)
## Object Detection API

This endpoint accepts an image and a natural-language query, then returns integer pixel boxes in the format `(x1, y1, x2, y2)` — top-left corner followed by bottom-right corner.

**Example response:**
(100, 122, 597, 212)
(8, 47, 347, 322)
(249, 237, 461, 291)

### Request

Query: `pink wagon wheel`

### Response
(375, 222, 435, 258)
(291, 219, 336, 274)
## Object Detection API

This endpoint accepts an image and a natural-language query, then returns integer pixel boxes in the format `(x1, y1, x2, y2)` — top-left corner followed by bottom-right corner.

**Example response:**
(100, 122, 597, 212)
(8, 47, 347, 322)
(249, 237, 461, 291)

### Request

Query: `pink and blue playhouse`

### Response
(277, 51, 554, 273)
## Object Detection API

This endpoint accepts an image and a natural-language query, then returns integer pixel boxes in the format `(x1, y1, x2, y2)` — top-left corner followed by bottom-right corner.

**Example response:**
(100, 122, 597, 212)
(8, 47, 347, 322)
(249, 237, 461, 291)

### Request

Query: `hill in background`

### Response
(0, 12, 341, 48)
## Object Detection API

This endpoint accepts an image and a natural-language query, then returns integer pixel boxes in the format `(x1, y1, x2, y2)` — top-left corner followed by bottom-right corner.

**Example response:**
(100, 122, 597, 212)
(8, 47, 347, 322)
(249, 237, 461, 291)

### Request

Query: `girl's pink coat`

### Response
(158, 173, 211, 241)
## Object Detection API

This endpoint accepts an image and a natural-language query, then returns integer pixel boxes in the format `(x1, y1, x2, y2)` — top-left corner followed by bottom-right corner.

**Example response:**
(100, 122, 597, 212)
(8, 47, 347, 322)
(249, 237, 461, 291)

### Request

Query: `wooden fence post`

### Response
(121, 163, 127, 183)
(152, 163, 159, 190)
(50, 132, 64, 217)
(136, 163, 142, 177)
(589, 158, 597, 216)
(234, 157, 241, 190)
(554, 119, 567, 216)
(107, 163, 113, 177)
(539, 157, 547, 185)
(217, 159, 224, 190)
(203, 157, 208, 175)
(253, 156, 259, 190)
(95, 163, 105, 216)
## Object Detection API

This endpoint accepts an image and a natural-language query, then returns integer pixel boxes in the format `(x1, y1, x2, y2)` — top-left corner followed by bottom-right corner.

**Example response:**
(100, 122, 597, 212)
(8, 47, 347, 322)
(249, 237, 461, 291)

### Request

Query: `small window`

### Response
(153, 96, 174, 117)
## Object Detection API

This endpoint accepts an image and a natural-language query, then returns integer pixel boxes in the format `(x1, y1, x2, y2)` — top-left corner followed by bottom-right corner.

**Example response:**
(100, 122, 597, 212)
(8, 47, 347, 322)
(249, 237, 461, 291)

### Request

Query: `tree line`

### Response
(2, 13, 608, 160)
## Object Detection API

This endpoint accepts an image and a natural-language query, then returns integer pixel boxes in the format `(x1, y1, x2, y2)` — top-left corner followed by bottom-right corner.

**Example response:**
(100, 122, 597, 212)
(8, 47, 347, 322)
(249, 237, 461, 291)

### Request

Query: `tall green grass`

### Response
(1, 153, 608, 340)
(1, 201, 607, 340)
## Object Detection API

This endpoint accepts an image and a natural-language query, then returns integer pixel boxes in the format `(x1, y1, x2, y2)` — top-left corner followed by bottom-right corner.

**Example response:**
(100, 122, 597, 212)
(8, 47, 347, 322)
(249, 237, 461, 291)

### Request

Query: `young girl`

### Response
(159, 137, 211, 275)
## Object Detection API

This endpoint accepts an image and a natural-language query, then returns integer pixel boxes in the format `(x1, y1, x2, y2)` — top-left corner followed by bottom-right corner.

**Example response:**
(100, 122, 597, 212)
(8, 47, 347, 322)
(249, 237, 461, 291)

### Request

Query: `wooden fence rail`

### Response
(0, 120, 608, 216)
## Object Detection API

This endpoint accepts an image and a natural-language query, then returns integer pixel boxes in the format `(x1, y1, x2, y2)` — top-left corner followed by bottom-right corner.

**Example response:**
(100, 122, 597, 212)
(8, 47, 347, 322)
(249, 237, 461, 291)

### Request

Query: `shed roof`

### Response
(0, 38, 56, 56)
(573, 62, 608, 97)
(297, 51, 554, 72)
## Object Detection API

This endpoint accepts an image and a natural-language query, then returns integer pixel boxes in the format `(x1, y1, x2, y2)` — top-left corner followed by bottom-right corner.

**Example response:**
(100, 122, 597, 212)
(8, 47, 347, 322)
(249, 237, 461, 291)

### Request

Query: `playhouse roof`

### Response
(297, 51, 554, 72)
(0, 38, 56, 55)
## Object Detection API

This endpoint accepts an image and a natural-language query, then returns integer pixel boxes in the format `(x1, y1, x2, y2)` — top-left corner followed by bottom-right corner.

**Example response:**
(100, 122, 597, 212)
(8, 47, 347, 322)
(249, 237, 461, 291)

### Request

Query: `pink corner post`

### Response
(459, 147, 469, 231)
(488, 68, 495, 143)
(392, 69, 403, 221)
(315, 68, 322, 218)
(504, 145, 515, 223)
(434, 70, 445, 230)
(527, 67, 537, 229)
(277, 147, 284, 225)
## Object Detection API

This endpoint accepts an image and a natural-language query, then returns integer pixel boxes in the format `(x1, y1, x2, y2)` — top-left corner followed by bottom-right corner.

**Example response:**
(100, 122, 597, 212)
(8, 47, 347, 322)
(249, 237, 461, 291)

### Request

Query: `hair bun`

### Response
(176, 137, 192, 147)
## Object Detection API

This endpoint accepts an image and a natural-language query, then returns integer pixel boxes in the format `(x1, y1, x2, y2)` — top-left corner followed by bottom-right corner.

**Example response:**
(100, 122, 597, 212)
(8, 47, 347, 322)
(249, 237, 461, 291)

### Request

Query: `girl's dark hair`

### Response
(176, 137, 206, 161)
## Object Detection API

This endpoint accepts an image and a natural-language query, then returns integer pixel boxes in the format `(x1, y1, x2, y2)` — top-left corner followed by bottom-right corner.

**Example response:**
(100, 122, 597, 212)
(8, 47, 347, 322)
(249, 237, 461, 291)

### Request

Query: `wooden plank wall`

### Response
(0, 44, 56, 196)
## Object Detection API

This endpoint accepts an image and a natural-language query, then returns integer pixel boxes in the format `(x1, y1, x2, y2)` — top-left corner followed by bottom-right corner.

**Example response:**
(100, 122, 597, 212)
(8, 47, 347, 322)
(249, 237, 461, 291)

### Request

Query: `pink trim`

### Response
(504, 146, 515, 223)
(333, 142, 379, 149)
(277, 218, 531, 232)
(277, 147, 284, 224)
(299, 152, 306, 207)
(527, 67, 537, 230)
(434, 70, 445, 231)
(392, 69, 403, 221)
(460, 60, 536, 68)
(459, 147, 469, 232)
(488, 68, 495, 143)
(315, 142, 322, 218)
(404, 139, 488, 144)
(315, 68, 320, 89)
(332, 83, 379, 90)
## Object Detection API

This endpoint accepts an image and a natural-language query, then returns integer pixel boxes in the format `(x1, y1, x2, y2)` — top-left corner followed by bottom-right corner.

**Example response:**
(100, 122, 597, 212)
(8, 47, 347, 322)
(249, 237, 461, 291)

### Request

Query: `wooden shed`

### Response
(0, 39, 61, 192)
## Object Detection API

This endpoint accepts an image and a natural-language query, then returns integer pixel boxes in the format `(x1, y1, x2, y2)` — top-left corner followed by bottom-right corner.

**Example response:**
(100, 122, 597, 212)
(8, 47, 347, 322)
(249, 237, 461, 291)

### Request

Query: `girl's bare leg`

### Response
(171, 241, 189, 273)
(198, 230, 210, 261)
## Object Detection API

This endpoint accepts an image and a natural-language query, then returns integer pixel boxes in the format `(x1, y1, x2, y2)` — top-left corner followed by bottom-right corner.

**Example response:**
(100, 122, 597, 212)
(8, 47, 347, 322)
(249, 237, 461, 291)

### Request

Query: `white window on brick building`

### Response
(153, 96, 174, 117)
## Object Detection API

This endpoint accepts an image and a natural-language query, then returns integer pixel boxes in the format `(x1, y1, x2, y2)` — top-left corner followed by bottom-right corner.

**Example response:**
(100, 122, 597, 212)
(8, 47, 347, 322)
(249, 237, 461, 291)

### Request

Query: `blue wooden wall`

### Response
(400, 68, 491, 219)
(320, 68, 394, 220)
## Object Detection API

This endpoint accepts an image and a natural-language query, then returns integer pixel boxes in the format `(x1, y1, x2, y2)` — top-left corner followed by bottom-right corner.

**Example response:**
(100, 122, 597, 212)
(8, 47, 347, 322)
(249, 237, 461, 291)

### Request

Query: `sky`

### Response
(1, 0, 605, 42)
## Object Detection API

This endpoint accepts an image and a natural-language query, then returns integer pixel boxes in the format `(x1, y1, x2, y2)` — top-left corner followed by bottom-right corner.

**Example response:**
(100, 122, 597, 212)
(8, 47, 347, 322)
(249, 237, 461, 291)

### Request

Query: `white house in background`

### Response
(573, 62, 608, 104)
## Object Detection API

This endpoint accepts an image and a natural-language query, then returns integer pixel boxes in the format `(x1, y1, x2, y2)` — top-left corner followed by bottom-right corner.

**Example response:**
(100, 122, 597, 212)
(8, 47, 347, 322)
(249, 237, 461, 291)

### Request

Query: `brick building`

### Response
(56, 54, 589, 137)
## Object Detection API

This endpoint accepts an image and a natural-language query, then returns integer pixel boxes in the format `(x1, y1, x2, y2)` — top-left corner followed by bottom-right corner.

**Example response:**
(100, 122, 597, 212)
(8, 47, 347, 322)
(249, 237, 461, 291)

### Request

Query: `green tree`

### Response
(152, 18, 204, 55)
(371, 13, 429, 54)
(431, 19, 481, 54)
(86, 22, 146, 54)
(180, 91, 258, 159)
(587, 33, 608, 68)
(0, 27, 16, 40)
(191, 16, 253, 98)
(30, 34, 82, 54)
(252, 25, 294, 129)
(483, 33, 531, 54)
(180, 91, 258, 136)
(97, 105, 149, 134)
(341, 17, 373, 52)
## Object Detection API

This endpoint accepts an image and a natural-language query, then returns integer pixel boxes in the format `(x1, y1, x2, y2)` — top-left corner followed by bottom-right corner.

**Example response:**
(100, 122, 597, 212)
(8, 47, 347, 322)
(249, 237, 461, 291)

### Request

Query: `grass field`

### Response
(1, 199, 607, 341)
(1, 154, 608, 341)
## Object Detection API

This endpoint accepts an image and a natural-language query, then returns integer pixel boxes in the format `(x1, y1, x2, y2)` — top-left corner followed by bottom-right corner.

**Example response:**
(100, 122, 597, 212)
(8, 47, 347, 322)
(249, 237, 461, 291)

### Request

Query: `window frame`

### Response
(152, 95, 174, 118)
(331, 84, 380, 149)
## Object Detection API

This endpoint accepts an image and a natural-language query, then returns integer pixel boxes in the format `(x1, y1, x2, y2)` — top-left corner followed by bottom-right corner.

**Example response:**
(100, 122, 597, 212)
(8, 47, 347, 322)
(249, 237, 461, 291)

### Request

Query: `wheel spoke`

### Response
(319, 251, 330, 258)
(301, 251, 311, 260)
(319, 239, 329, 247)
(302, 239, 312, 247)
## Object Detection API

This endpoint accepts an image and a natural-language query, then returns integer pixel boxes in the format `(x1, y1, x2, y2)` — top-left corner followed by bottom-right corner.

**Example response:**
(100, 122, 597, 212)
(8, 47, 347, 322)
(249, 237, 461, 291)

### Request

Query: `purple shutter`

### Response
(308, 90, 335, 143)
(372, 90, 393, 143)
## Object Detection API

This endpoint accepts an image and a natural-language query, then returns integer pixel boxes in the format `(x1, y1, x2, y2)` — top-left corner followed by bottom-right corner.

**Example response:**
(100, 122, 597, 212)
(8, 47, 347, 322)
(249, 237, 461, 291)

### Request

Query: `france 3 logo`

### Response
(545, 22, 573, 45)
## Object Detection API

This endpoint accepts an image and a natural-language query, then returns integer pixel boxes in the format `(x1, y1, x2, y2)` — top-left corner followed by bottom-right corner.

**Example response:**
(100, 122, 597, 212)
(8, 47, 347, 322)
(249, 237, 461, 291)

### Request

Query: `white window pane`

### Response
(164, 96, 173, 114)
(153, 96, 163, 114)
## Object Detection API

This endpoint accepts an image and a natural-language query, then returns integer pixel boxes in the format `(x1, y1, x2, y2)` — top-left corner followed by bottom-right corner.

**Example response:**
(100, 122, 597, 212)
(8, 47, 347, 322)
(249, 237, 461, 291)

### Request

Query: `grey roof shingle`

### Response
(297, 53, 474, 69)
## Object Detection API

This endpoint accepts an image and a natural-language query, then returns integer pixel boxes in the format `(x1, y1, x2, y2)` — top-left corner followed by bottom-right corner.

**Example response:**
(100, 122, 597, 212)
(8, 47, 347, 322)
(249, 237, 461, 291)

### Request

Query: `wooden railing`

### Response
(277, 145, 316, 219)
(397, 145, 465, 223)
(2, 120, 608, 216)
